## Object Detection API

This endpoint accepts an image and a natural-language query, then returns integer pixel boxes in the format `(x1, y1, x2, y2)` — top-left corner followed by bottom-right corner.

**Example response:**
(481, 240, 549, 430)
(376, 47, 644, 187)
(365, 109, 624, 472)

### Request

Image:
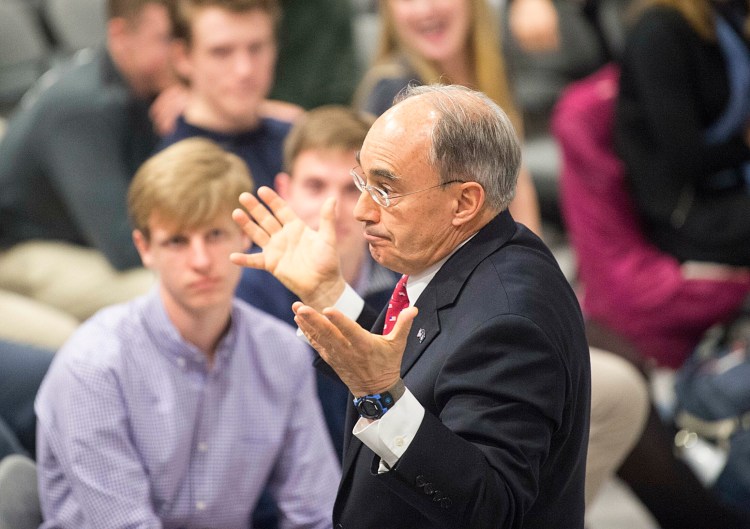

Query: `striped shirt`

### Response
(36, 289, 339, 529)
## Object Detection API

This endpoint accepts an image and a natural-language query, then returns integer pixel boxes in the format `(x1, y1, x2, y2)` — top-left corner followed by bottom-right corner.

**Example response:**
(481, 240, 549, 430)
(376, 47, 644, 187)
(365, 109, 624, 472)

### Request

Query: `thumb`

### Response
(389, 307, 419, 345)
(319, 196, 338, 245)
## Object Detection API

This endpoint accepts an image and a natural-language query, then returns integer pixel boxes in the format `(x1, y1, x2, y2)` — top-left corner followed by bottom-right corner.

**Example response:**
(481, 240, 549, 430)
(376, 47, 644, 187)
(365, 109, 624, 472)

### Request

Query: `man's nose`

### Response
(353, 190, 379, 223)
(234, 52, 254, 76)
(188, 239, 211, 269)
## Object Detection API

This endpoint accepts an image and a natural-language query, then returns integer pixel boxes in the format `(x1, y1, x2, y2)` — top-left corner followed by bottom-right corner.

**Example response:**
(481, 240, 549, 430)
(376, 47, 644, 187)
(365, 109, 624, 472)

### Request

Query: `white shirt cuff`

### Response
(353, 389, 425, 472)
(295, 283, 365, 343)
(335, 282, 365, 319)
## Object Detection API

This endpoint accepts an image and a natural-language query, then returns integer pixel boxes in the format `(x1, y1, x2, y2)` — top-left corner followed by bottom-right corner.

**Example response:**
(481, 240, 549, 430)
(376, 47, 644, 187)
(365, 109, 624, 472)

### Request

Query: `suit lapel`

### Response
(400, 287, 440, 375)
(401, 211, 517, 375)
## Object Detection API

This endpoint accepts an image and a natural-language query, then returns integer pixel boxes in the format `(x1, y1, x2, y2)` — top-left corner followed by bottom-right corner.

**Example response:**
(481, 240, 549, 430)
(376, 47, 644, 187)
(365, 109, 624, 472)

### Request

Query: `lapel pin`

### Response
(417, 328, 426, 343)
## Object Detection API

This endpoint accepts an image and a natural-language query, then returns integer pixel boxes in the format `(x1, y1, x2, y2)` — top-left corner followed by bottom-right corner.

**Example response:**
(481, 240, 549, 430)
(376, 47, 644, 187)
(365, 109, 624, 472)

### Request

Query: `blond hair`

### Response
(168, 0, 281, 45)
(373, 0, 521, 133)
(128, 138, 254, 238)
(282, 105, 374, 172)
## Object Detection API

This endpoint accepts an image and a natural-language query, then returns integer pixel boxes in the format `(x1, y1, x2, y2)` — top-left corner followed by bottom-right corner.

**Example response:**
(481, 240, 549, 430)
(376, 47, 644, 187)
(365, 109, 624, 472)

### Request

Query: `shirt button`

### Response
(196, 500, 206, 511)
(197, 442, 208, 452)
(394, 436, 405, 448)
(177, 357, 186, 368)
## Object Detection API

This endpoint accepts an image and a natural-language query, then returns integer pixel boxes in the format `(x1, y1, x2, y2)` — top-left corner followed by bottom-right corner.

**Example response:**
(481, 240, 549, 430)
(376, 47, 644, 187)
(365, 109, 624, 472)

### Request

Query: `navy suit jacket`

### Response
(332, 210, 591, 529)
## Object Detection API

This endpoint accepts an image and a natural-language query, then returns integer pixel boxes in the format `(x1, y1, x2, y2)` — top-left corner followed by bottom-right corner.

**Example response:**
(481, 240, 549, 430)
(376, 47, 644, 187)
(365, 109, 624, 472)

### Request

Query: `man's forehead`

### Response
(147, 210, 234, 235)
(359, 106, 434, 169)
(291, 149, 357, 182)
(380, 97, 436, 133)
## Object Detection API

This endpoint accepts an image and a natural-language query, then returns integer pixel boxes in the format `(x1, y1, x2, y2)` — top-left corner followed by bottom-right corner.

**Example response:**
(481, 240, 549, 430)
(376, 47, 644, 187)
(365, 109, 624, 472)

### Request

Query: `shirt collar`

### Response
(142, 287, 238, 373)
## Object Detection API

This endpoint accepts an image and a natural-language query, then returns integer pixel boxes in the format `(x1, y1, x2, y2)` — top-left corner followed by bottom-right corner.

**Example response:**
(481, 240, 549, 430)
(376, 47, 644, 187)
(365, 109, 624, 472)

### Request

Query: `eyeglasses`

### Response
(351, 167, 464, 208)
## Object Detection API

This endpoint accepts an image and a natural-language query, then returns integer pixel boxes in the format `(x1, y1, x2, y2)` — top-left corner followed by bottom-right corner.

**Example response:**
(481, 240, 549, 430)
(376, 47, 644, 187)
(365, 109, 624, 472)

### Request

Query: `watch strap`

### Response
(354, 379, 406, 419)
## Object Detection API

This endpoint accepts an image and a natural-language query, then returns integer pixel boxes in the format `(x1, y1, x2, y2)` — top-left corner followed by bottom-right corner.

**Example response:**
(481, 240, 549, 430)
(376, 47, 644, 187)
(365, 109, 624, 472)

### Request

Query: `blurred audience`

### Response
(616, 0, 750, 267)
(161, 0, 295, 191)
(613, 1, 750, 524)
(0, 0, 171, 344)
(35, 137, 339, 529)
(508, 0, 562, 52)
(555, 14, 750, 527)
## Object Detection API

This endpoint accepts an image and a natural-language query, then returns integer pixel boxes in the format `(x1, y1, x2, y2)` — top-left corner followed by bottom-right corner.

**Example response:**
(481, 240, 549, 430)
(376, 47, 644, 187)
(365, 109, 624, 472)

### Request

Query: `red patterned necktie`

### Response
(383, 275, 409, 335)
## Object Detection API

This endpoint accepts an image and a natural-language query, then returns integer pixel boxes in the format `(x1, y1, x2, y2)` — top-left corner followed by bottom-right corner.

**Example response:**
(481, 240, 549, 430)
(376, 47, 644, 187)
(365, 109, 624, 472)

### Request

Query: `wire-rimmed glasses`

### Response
(350, 167, 464, 207)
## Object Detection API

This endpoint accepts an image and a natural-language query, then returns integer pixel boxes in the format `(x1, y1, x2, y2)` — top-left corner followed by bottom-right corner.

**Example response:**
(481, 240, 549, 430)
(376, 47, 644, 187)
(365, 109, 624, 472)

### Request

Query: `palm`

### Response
(261, 217, 341, 306)
(231, 187, 345, 310)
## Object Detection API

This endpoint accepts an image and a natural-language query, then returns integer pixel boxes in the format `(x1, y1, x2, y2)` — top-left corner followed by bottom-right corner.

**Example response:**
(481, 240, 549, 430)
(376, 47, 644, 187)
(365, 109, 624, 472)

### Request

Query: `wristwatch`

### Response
(353, 379, 406, 420)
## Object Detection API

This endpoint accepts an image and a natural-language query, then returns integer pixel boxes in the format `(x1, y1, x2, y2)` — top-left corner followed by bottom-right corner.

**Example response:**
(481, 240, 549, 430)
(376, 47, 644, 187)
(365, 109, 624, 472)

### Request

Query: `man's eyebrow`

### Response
(354, 151, 399, 181)
(371, 168, 399, 181)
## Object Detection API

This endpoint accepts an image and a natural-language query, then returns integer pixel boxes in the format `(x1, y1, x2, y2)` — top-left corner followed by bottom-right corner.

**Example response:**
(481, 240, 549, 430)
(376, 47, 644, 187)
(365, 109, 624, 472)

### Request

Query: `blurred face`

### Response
(134, 212, 249, 317)
(277, 149, 365, 265)
(117, 3, 174, 96)
(353, 99, 462, 275)
(387, 0, 472, 68)
(177, 7, 277, 131)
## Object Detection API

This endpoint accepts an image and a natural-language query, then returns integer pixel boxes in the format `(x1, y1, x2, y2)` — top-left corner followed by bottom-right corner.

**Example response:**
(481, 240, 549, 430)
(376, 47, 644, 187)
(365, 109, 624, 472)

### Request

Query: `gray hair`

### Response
(394, 84, 521, 212)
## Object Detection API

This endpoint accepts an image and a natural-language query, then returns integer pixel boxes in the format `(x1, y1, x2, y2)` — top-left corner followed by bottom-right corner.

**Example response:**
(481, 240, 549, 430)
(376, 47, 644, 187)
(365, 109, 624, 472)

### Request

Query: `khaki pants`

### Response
(0, 290, 77, 349)
(586, 347, 650, 506)
(0, 241, 154, 347)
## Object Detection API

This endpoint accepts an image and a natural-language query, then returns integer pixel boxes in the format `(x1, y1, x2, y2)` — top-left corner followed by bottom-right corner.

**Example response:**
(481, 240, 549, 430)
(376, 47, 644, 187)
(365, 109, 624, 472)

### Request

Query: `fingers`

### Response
(257, 187, 299, 226)
(239, 190, 286, 237)
(321, 307, 367, 346)
(232, 207, 271, 247)
(389, 307, 419, 344)
(318, 196, 338, 247)
(294, 304, 349, 358)
(229, 251, 265, 270)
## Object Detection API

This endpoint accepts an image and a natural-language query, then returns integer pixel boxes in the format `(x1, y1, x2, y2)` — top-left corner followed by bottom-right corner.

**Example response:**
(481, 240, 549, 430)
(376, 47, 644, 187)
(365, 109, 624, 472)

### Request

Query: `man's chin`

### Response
(367, 245, 394, 269)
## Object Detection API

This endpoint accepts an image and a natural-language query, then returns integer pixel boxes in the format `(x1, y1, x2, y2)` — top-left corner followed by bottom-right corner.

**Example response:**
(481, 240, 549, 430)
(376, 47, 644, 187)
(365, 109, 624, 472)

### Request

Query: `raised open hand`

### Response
(230, 186, 347, 310)
(293, 301, 418, 397)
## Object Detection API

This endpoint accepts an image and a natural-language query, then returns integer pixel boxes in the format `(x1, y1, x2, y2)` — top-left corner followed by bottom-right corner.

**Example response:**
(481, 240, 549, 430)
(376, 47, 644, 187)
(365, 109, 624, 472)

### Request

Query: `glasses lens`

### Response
(352, 167, 390, 207)
(370, 187, 389, 207)
(351, 168, 365, 190)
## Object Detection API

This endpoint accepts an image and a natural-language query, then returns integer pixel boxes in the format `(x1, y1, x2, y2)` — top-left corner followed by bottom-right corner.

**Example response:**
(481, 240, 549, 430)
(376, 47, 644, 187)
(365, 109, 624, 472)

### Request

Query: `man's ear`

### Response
(274, 172, 291, 199)
(106, 17, 128, 54)
(452, 182, 485, 226)
(132, 229, 153, 268)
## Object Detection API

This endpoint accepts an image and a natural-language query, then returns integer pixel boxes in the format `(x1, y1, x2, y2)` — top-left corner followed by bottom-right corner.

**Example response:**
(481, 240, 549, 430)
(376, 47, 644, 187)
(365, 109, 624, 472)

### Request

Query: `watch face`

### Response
(357, 397, 384, 419)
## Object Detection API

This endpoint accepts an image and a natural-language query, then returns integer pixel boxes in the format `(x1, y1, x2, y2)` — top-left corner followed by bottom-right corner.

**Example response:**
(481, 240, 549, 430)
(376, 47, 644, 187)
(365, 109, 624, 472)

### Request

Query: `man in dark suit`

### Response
(231, 84, 591, 529)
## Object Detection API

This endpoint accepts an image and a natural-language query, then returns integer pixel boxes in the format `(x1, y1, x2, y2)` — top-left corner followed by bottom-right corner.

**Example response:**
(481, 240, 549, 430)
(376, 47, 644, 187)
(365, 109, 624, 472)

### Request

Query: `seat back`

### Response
(0, 454, 42, 529)
(0, 1, 51, 113)
(41, 0, 106, 54)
